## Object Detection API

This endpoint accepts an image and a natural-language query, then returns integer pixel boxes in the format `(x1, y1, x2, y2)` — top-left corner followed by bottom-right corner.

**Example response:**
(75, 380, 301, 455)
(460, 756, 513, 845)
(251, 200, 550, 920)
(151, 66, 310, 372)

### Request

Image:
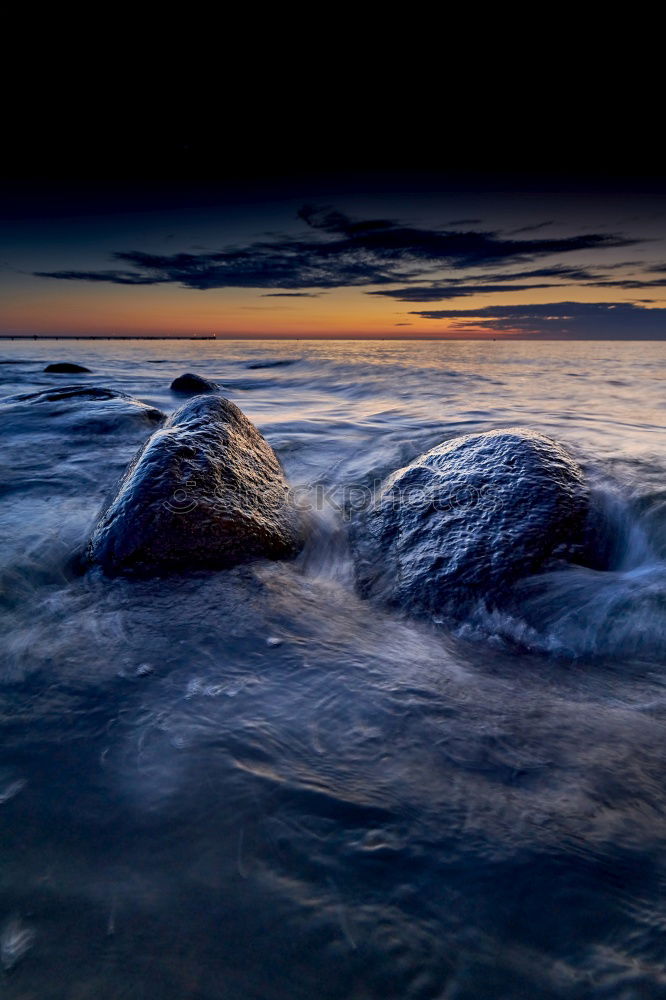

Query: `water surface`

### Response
(1, 339, 666, 999)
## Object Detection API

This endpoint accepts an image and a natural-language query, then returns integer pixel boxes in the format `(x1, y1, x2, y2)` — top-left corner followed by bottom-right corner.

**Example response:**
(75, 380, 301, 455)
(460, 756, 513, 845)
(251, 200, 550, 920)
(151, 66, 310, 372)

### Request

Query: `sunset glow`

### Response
(2, 174, 665, 339)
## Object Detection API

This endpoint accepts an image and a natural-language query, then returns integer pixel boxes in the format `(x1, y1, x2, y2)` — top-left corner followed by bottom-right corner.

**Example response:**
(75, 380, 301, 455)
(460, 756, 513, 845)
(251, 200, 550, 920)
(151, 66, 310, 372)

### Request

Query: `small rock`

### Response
(246, 359, 298, 369)
(266, 636, 283, 647)
(135, 663, 154, 677)
(44, 362, 91, 373)
(170, 372, 219, 395)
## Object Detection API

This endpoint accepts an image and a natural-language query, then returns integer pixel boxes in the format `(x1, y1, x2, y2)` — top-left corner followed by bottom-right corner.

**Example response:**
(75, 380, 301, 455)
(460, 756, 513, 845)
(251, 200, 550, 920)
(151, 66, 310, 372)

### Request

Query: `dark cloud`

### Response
(487, 265, 602, 281)
(260, 292, 323, 298)
(34, 206, 639, 292)
(507, 221, 555, 234)
(33, 269, 170, 285)
(371, 282, 561, 302)
(368, 263, 664, 302)
(408, 301, 666, 339)
(586, 278, 666, 289)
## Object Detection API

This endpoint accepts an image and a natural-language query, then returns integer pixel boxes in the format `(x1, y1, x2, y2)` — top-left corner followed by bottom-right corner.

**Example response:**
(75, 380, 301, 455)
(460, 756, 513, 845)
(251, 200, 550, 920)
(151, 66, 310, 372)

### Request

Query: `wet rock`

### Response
(170, 372, 219, 395)
(11, 385, 142, 404)
(246, 359, 298, 369)
(0, 386, 164, 435)
(351, 428, 589, 618)
(44, 362, 91, 373)
(0, 387, 167, 532)
(2, 384, 164, 431)
(88, 394, 304, 576)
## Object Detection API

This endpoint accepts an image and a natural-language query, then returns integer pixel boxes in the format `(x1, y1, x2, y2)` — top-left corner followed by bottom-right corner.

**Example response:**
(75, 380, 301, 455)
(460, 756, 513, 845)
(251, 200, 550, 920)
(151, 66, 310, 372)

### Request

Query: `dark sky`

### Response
(2, 118, 666, 338)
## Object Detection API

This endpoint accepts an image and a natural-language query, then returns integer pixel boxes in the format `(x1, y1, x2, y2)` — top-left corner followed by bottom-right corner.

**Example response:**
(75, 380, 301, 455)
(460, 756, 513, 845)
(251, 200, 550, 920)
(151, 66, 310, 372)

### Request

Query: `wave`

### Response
(453, 481, 666, 661)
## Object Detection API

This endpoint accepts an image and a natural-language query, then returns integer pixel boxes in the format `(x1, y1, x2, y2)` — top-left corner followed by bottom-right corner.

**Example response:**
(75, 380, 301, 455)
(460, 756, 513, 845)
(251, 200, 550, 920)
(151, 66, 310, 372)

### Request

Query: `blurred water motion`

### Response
(1, 339, 666, 999)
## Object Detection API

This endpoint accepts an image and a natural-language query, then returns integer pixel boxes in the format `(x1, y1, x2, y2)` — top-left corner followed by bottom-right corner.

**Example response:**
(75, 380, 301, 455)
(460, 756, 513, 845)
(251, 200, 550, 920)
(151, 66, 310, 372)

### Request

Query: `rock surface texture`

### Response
(88, 395, 304, 575)
(352, 428, 589, 617)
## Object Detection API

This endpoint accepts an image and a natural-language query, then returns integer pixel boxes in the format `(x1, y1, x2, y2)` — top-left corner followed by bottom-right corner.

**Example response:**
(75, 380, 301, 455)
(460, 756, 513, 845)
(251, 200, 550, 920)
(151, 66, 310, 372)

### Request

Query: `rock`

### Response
(0, 386, 166, 507)
(170, 372, 219, 395)
(10, 385, 144, 404)
(88, 394, 304, 576)
(351, 428, 589, 618)
(44, 362, 91, 373)
(246, 359, 298, 369)
(0, 386, 164, 435)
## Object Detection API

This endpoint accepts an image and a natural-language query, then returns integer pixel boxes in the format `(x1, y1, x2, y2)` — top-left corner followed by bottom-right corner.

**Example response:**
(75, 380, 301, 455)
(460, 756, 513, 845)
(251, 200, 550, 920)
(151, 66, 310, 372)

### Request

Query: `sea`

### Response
(1, 338, 665, 999)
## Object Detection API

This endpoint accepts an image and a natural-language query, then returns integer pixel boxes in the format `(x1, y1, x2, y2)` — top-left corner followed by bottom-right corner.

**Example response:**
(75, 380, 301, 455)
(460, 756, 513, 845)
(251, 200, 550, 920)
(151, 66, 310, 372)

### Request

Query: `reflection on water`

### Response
(1, 339, 666, 998)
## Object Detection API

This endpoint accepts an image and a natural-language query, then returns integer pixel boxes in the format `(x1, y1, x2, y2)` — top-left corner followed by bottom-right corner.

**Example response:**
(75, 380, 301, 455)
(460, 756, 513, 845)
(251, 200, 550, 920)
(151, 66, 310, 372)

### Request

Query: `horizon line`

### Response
(1, 334, 666, 343)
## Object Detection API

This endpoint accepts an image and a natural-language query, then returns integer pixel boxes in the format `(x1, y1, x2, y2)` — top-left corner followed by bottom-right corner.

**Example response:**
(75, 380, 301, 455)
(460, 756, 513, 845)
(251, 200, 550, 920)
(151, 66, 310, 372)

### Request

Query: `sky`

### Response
(3, 140, 666, 339)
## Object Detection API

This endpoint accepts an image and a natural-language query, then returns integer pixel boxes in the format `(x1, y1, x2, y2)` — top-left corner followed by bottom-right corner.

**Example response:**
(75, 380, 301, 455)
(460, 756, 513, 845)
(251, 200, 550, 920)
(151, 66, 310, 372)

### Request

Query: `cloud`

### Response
(34, 206, 639, 292)
(507, 221, 555, 234)
(586, 278, 666, 289)
(33, 268, 170, 285)
(408, 301, 666, 338)
(367, 264, 665, 302)
(370, 282, 563, 302)
(260, 291, 323, 298)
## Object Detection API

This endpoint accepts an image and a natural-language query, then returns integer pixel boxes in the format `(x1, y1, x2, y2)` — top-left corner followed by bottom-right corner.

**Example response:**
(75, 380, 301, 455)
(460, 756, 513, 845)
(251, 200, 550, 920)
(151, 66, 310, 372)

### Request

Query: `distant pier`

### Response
(0, 334, 217, 340)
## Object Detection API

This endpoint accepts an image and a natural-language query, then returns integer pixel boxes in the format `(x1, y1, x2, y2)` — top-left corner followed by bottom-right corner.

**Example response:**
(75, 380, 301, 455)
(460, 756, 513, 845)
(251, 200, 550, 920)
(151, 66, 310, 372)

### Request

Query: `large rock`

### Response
(170, 372, 219, 395)
(44, 362, 91, 373)
(351, 428, 589, 618)
(87, 395, 304, 575)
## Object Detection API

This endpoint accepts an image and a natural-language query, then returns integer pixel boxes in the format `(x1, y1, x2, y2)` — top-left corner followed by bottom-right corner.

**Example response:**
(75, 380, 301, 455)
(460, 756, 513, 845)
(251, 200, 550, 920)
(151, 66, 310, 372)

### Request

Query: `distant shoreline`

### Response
(0, 335, 217, 341)
(0, 335, 664, 342)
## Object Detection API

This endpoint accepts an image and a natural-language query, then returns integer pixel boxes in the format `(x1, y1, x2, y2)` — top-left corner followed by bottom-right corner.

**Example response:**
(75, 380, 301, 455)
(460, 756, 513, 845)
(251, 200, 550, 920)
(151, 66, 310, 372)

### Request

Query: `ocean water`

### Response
(1, 338, 666, 999)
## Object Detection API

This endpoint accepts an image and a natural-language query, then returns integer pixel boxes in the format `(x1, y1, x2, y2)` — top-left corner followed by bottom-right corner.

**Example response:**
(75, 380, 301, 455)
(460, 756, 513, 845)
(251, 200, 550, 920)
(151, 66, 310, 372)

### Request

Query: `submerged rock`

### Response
(10, 385, 143, 404)
(246, 359, 298, 369)
(352, 428, 589, 618)
(44, 362, 91, 373)
(88, 394, 304, 575)
(0, 388, 167, 579)
(170, 372, 219, 395)
(0, 385, 164, 434)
